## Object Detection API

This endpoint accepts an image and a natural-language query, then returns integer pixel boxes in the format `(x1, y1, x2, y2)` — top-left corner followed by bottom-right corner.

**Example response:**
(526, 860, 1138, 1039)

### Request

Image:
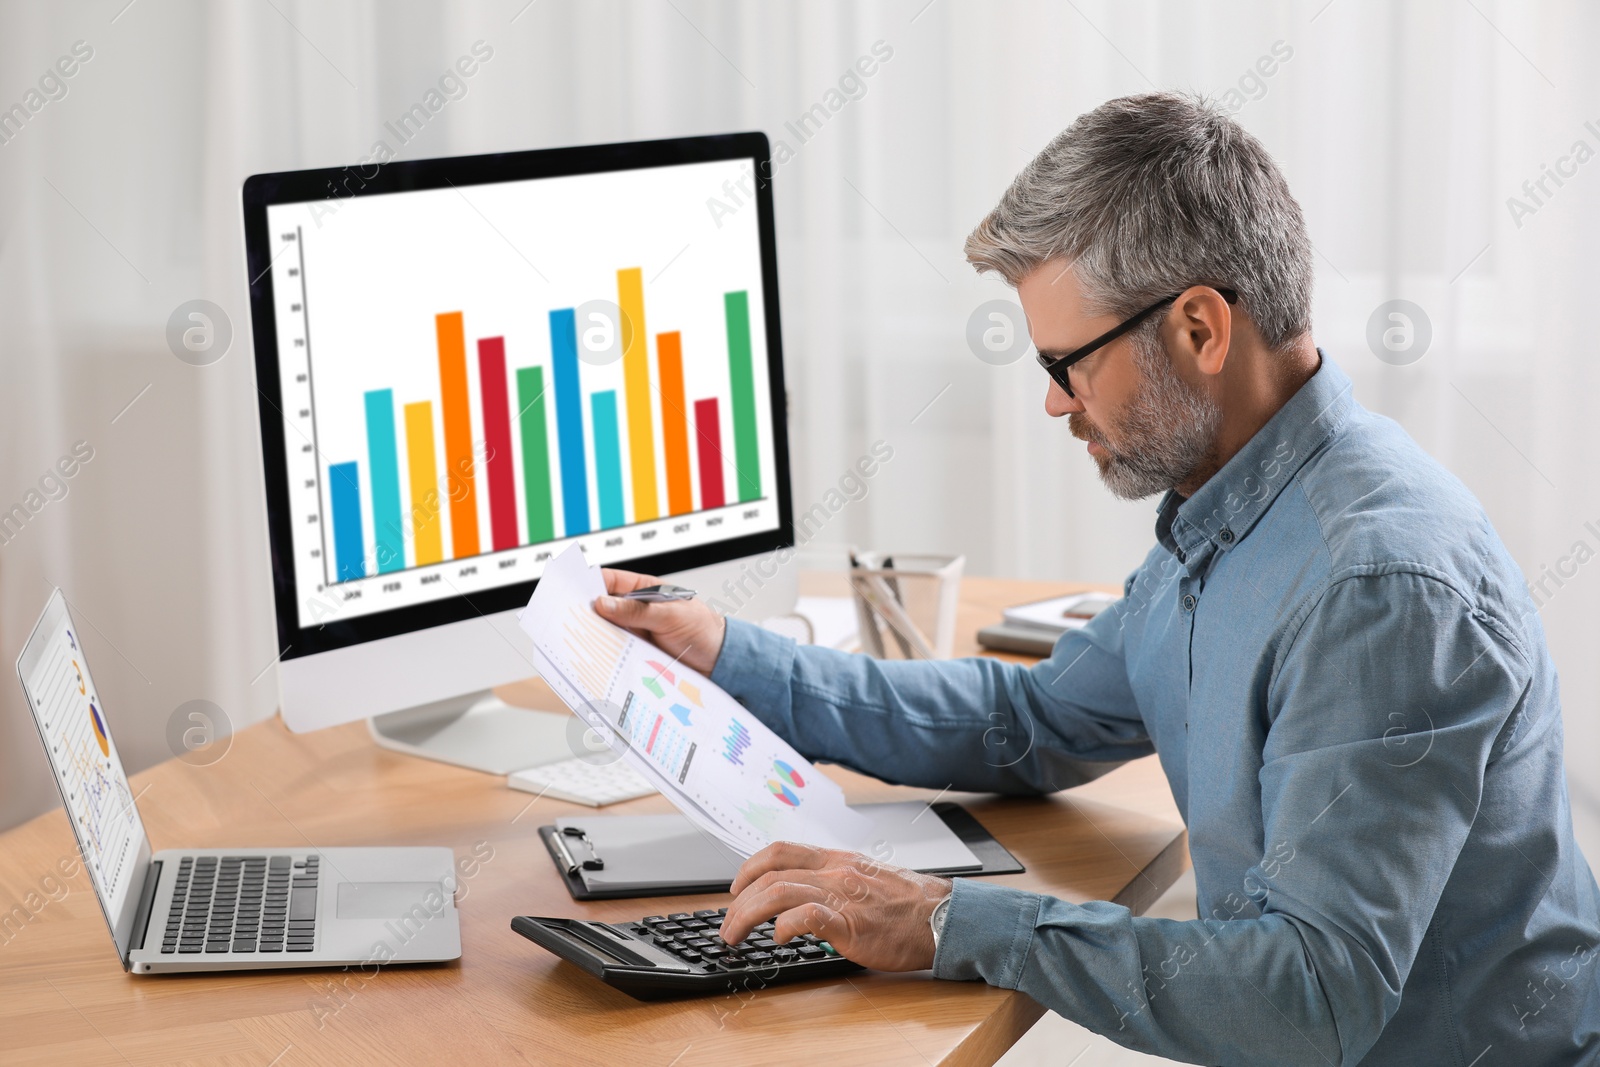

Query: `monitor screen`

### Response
(244, 135, 792, 657)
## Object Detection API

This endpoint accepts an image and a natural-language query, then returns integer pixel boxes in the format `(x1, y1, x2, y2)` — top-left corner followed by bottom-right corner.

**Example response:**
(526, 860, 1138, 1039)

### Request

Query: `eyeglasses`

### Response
(1036, 287, 1238, 397)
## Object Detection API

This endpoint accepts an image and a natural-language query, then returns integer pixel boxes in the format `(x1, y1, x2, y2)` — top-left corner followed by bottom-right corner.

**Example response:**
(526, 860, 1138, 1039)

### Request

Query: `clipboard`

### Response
(538, 801, 1024, 901)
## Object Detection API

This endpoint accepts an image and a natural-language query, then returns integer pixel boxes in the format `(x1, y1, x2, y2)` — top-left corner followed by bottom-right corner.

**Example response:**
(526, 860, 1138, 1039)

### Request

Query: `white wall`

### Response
(2, 0, 1596, 868)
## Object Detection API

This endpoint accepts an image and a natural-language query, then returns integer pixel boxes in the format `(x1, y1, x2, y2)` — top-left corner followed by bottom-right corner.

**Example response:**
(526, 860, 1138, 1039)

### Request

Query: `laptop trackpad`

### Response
(336, 881, 447, 919)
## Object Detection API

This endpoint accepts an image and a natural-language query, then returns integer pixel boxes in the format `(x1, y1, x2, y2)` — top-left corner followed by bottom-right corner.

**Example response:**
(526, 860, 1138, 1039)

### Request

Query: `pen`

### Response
(620, 584, 697, 603)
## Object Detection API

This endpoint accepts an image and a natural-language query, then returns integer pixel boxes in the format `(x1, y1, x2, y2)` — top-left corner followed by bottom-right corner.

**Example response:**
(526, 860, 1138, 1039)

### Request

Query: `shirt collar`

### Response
(1155, 350, 1353, 562)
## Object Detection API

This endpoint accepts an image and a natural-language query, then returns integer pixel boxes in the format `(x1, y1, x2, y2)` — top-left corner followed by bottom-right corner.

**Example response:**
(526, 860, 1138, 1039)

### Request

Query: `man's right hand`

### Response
(593, 569, 727, 677)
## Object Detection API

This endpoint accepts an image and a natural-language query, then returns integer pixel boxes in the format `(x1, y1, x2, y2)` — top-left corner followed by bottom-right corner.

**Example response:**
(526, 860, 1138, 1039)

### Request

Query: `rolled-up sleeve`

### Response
(928, 571, 1527, 1066)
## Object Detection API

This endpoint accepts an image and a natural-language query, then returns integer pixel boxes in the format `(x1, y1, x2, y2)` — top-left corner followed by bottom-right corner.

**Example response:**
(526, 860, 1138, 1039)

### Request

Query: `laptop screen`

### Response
(15, 590, 150, 952)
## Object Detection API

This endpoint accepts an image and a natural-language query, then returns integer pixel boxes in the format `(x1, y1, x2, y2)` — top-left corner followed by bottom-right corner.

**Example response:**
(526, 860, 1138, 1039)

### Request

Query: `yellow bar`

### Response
(404, 401, 443, 566)
(618, 267, 658, 522)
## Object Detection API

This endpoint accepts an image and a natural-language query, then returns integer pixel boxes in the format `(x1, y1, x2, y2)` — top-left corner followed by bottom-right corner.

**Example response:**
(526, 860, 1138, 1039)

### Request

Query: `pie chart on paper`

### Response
(766, 759, 806, 807)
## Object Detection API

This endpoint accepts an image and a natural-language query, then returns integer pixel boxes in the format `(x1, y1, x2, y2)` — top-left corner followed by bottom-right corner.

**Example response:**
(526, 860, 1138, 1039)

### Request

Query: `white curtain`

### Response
(3, 0, 1597, 868)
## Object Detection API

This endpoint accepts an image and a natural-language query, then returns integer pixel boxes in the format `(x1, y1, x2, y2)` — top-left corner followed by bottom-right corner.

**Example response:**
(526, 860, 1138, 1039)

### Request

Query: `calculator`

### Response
(511, 907, 862, 998)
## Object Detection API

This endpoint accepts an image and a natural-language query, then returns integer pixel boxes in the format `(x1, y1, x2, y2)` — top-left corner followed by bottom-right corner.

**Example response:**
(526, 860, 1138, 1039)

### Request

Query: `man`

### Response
(596, 93, 1600, 1065)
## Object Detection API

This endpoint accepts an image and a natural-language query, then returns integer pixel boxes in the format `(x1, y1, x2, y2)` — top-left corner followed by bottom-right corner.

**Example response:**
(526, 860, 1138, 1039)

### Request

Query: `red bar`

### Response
(646, 715, 663, 755)
(693, 398, 725, 510)
(477, 336, 519, 551)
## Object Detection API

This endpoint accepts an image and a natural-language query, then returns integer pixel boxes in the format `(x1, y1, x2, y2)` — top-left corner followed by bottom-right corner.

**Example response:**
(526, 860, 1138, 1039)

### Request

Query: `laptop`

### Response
(15, 589, 462, 973)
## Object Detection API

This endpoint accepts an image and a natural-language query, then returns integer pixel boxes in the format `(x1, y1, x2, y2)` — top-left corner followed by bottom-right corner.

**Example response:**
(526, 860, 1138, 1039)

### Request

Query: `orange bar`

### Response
(435, 311, 479, 558)
(656, 331, 693, 516)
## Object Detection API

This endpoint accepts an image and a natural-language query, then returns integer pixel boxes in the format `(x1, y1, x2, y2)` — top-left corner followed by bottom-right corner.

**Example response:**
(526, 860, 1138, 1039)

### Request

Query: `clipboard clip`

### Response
(553, 826, 605, 874)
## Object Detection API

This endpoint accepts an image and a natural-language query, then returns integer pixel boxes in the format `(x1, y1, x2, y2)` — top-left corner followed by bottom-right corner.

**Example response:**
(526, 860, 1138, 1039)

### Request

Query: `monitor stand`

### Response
(367, 691, 573, 775)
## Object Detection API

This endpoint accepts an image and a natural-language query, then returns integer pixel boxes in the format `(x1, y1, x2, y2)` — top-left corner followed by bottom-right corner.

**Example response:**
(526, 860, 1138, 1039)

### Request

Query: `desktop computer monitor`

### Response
(242, 133, 794, 773)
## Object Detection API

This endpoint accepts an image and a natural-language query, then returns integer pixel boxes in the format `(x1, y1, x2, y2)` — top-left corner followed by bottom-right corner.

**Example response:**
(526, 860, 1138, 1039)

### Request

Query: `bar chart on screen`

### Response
(265, 158, 781, 626)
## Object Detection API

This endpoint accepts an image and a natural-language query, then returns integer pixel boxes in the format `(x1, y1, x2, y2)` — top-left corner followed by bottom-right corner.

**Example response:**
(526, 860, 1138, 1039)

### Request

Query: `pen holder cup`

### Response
(847, 551, 965, 660)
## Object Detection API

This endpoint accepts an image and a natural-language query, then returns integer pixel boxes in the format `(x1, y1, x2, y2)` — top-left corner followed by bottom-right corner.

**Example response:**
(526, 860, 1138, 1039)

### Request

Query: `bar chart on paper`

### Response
(265, 158, 781, 626)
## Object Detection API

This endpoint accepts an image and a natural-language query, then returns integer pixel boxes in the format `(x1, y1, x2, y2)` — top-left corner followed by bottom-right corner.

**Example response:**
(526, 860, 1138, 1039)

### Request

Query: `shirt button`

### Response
(1182, 594, 1197, 612)
(1219, 527, 1234, 544)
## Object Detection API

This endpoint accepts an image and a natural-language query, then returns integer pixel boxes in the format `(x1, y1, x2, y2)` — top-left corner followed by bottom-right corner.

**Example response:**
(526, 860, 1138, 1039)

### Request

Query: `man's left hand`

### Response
(721, 842, 953, 971)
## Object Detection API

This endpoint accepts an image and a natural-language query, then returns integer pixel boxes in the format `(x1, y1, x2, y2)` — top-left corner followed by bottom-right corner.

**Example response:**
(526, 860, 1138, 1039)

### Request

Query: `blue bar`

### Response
(550, 308, 590, 536)
(591, 390, 624, 529)
(363, 390, 404, 574)
(329, 461, 366, 582)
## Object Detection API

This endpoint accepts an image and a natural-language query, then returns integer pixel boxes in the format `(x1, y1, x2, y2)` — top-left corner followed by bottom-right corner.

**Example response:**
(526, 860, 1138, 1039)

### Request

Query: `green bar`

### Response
(516, 366, 556, 543)
(724, 290, 761, 502)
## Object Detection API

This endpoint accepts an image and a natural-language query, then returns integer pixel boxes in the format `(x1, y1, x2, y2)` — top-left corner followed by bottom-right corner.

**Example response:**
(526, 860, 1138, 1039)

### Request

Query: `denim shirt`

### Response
(710, 355, 1600, 1066)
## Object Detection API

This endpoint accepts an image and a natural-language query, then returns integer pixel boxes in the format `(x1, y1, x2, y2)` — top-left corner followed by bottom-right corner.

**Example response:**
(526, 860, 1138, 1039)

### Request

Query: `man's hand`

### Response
(721, 842, 953, 972)
(593, 569, 727, 677)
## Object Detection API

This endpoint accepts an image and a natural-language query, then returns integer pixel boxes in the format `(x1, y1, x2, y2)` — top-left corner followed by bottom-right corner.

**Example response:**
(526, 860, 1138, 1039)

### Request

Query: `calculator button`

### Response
(750, 938, 777, 949)
(685, 938, 714, 948)
(679, 950, 702, 963)
(718, 955, 748, 969)
(667, 913, 692, 921)
(818, 941, 839, 956)
(797, 945, 826, 959)
(692, 910, 720, 919)
(655, 922, 685, 935)
(772, 947, 799, 962)
(701, 945, 729, 958)
(679, 919, 708, 931)
(743, 951, 774, 964)
(642, 916, 666, 924)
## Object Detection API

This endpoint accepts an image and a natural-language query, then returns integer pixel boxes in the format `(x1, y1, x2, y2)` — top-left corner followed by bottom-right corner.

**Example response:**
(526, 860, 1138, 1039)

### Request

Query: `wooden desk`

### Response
(0, 577, 1186, 1067)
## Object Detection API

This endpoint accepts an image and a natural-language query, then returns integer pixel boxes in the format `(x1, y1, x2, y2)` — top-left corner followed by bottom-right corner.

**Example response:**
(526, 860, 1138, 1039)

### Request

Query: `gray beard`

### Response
(1073, 333, 1222, 501)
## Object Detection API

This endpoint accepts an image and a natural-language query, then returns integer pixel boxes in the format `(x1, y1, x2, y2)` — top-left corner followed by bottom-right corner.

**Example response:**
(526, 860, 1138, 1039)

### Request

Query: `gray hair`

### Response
(965, 92, 1313, 350)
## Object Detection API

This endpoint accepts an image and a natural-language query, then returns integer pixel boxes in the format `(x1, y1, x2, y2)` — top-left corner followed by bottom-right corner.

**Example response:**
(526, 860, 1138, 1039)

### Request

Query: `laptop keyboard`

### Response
(160, 854, 319, 954)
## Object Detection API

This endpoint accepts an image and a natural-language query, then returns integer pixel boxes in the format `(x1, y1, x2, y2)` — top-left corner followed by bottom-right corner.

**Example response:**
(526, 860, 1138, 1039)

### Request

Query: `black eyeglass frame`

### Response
(1037, 286, 1238, 397)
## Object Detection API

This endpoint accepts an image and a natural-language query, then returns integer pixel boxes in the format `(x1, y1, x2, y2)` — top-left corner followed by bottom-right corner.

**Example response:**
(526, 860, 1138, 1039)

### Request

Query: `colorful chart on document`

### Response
(265, 158, 781, 627)
(766, 760, 805, 807)
(520, 545, 875, 856)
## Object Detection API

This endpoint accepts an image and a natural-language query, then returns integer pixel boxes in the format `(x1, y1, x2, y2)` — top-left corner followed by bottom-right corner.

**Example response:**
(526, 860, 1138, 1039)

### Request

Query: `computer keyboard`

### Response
(161, 854, 318, 954)
(511, 906, 861, 998)
(507, 757, 657, 807)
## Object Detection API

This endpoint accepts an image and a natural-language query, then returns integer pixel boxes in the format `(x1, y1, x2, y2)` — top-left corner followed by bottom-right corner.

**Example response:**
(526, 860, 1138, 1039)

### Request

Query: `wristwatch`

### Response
(929, 892, 953, 955)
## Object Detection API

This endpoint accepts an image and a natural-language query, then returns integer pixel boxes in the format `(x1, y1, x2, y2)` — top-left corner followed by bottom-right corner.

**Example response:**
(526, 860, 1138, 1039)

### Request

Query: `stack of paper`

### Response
(518, 546, 874, 858)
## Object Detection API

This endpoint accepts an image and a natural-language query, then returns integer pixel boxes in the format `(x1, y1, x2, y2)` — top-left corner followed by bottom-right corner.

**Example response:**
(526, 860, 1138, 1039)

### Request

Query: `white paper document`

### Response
(518, 545, 878, 858)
